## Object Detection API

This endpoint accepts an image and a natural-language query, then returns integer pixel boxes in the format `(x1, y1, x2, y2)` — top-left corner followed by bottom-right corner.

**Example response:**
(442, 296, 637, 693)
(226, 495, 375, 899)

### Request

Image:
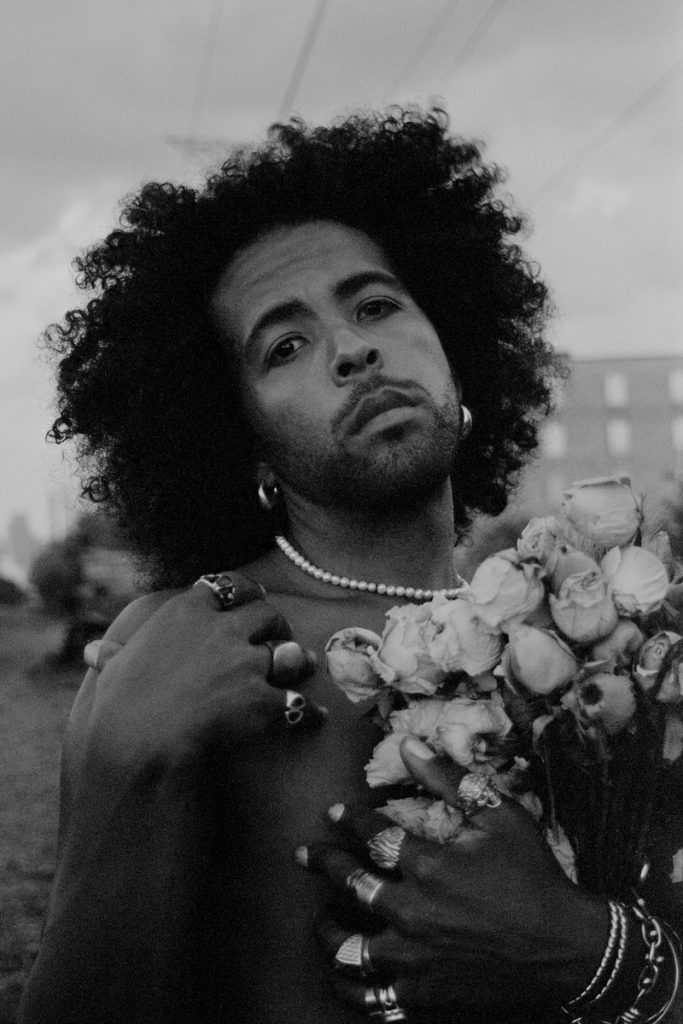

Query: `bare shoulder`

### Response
(103, 587, 183, 644)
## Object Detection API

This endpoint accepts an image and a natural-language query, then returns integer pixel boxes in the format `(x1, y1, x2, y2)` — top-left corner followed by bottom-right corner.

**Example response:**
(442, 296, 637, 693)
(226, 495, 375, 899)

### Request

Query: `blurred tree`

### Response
(0, 577, 25, 605)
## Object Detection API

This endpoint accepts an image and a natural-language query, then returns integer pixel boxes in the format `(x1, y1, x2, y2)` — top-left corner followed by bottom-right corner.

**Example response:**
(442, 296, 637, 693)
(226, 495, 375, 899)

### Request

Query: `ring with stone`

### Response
(455, 772, 502, 816)
(193, 572, 240, 609)
(284, 690, 306, 726)
(367, 826, 407, 872)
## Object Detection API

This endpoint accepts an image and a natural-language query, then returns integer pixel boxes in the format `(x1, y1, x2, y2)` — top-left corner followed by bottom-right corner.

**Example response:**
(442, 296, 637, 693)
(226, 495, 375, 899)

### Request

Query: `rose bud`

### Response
(590, 619, 645, 673)
(549, 570, 619, 644)
(325, 627, 384, 703)
(428, 595, 503, 676)
(548, 544, 602, 595)
(365, 732, 413, 787)
(516, 517, 562, 571)
(632, 630, 681, 691)
(433, 696, 512, 768)
(560, 476, 643, 549)
(505, 622, 580, 695)
(464, 549, 546, 632)
(653, 639, 683, 705)
(369, 603, 445, 696)
(600, 546, 669, 617)
(563, 671, 637, 735)
(380, 796, 464, 843)
(389, 698, 447, 740)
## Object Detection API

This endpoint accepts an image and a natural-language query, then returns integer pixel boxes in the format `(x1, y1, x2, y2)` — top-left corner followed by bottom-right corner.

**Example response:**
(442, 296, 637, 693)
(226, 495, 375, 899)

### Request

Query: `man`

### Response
(19, 109, 680, 1023)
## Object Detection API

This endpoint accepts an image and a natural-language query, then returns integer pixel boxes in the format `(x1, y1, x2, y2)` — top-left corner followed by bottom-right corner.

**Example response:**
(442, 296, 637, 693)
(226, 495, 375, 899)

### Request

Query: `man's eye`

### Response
(266, 335, 307, 367)
(357, 297, 400, 321)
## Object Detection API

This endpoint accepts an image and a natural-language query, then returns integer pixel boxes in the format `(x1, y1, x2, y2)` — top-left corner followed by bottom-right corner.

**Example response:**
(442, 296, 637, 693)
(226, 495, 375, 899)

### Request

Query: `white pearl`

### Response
(367, 583, 377, 592)
(331, 575, 341, 585)
(313, 568, 324, 579)
(386, 585, 396, 596)
(414, 589, 424, 600)
(395, 586, 405, 597)
(340, 577, 350, 587)
(377, 584, 387, 595)
(322, 572, 332, 583)
(348, 579, 358, 589)
(357, 581, 368, 591)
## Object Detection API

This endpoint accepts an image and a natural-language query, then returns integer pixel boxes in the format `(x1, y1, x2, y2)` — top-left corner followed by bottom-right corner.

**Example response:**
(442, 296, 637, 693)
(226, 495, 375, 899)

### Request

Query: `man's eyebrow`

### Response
(245, 298, 310, 352)
(333, 270, 405, 302)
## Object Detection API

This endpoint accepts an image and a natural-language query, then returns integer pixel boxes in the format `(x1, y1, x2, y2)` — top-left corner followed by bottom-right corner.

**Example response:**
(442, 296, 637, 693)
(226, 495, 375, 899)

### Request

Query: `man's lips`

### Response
(346, 387, 423, 434)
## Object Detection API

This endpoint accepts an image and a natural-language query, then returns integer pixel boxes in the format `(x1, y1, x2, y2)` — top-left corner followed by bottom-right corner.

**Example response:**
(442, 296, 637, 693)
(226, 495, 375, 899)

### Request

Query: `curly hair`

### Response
(45, 106, 562, 587)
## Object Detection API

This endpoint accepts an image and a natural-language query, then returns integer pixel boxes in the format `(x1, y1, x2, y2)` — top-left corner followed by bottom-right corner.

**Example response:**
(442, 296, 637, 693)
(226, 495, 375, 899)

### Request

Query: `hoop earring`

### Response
(258, 478, 281, 512)
(460, 405, 473, 439)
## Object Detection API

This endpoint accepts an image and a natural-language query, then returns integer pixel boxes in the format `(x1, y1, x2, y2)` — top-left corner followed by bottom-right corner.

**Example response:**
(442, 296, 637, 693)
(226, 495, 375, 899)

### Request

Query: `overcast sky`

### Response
(2, 0, 682, 540)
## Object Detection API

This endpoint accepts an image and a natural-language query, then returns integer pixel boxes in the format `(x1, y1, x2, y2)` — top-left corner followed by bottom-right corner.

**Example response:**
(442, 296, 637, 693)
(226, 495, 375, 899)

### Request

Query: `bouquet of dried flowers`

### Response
(326, 476, 683, 901)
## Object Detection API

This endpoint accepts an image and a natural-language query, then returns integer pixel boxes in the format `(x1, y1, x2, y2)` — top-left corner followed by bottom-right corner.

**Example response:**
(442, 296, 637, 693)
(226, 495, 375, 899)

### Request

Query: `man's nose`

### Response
(329, 329, 383, 384)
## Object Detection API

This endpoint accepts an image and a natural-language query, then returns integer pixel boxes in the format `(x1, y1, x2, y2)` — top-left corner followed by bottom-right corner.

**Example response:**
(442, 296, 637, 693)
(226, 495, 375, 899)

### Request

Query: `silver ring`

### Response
(346, 868, 384, 909)
(334, 933, 376, 976)
(193, 572, 238, 609)
(284, 690, 306, 726)
(367, 826, 406, 872)
(455, 772, 502, 816)
(365, 984, 407, 1021)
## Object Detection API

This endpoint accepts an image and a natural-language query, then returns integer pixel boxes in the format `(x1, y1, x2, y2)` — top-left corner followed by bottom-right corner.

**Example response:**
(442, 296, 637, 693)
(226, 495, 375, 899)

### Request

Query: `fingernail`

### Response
(402, 736, 435, 759)
(327, 803, 345, 823)
(294, 845, 309, 867)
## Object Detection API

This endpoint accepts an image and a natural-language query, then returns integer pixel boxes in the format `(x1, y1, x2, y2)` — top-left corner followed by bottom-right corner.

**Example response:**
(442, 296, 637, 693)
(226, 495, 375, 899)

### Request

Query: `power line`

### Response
(383, 0, 461, 100)
(532, 58, 683, 202)
(186, 0, 225, 139)
(439, 0, 509, 84)
(277, 0, 331, 120)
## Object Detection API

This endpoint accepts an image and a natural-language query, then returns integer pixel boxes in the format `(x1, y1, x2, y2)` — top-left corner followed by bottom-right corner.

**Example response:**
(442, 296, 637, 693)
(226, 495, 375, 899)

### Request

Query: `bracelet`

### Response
(562, 898, 681, 1024)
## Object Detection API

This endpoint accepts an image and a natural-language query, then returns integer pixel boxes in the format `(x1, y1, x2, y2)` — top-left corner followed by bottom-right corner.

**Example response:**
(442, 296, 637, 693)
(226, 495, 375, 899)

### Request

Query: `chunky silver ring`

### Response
(346, 868, 384, 909)
(334, 933, 376, 976)
(455, 772, 502, 816)
(284, 690, 306, 726)
(367, 826, 407, 872)
(365, 984, 407, 1021)
(194, 572, 239, 609)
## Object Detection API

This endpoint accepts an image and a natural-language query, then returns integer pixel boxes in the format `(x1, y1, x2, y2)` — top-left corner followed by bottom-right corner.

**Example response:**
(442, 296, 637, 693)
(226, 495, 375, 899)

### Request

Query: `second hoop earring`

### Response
(460, 405, 473, 439)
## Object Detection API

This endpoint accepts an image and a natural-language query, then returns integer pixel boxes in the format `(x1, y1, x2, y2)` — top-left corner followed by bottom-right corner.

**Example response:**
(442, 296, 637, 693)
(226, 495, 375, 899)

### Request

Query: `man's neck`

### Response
(279, 479, 457, 591)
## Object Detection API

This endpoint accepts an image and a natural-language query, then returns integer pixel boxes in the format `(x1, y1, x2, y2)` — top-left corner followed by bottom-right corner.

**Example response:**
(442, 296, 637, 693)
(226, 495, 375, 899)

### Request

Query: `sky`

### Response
(1, 0, 682, 541)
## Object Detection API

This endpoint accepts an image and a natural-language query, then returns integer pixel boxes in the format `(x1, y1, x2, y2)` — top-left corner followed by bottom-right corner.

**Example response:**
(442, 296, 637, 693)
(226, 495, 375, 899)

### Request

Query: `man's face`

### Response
(211, 220, 461, 512)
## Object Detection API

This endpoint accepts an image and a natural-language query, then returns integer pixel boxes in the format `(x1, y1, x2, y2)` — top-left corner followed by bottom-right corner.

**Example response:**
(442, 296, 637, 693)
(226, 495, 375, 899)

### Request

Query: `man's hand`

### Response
(84, 572, 322, 772)
(301, 738, 609, 1017)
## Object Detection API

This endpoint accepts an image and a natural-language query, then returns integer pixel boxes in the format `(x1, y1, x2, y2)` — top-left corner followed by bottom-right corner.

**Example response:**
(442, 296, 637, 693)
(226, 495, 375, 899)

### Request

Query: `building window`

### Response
(669, 370, 683, 404)
(542, 423, 567, 459)
(606, 419, 632, 456)
(603, 372, 629, 407)
(672, 416, 683, 451)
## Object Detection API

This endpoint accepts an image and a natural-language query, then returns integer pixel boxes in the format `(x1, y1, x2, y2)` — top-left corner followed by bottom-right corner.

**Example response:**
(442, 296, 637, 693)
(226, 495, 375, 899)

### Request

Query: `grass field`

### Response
(0, 606, 82, 1023)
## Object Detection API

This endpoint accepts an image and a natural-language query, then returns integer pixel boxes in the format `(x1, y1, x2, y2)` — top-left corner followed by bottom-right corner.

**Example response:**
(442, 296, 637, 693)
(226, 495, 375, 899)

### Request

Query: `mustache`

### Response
(330, 375, 433, 434)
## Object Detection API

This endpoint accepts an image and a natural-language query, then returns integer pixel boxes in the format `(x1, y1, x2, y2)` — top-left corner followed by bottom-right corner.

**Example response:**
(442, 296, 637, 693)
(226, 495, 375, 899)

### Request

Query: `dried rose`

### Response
(545, 825, 578, 883)
(428, 595, 503, 676)
(379, 796, 464, 842)
(505, 622, 579, 695)
(464, 549, 546, 632)
(365, 732, 412, 787)
(548, 545, 602, 595)
(653, 640, 683, 705)
(549, 570, 619, 643)
(516, 517, 562, 571)
(560, 476, 642, 549)
(389, 698, 447, 740)
(432, 696, 512, 768)
(664, 716, 683, 763)
(563, 670, 637, 735)
(600, 546, 669, 617)
(369, 603, 445, 696)
(325, 627, 383, 702)
(590, 619, 645, 673)
(632, 631, 681, 691)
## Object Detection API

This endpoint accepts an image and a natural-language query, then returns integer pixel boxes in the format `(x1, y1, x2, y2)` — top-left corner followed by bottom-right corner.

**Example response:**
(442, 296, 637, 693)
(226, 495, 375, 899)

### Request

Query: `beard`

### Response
(254, 375, 461, 514)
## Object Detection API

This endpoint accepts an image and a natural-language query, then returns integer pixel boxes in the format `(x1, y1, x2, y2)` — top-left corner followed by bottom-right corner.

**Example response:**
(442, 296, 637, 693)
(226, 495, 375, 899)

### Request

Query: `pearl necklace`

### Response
(275, 535, 464, 601)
